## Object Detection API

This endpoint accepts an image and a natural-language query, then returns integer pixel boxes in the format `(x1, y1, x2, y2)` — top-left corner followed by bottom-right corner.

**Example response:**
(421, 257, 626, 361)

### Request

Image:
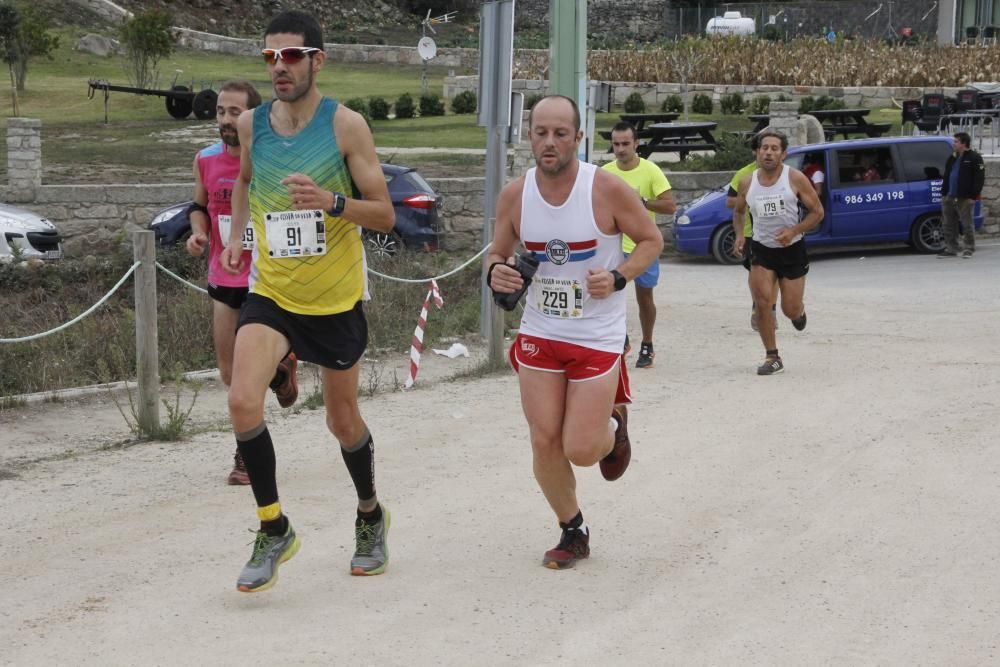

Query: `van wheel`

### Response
(910, 213, 945, 253)
(710, 225, 741, 265)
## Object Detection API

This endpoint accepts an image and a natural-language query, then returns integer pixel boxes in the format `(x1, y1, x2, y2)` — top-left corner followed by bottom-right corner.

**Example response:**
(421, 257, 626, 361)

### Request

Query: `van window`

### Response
(896, 141, 951, 181)
(835, 147, 895, 185)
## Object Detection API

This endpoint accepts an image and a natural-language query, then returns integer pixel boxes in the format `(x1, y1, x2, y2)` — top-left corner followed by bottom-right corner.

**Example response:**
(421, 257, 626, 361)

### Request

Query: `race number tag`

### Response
(534, 276, 583, 318)
(263, 209, 326, 258)
(217, 215, 255, 250)
(754, 194, 786, 218)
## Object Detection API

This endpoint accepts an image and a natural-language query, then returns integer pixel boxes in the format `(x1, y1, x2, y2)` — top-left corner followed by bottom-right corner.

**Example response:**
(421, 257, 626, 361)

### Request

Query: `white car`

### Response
(0, 202, 63, 261)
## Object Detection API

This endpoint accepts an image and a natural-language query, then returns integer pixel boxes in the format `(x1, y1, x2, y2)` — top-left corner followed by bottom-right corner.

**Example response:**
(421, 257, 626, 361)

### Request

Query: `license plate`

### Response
(45, 250, 62, 259)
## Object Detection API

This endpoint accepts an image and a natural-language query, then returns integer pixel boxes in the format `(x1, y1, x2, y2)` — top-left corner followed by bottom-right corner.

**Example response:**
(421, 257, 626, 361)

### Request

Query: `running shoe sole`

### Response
(237, 534, 301, 593)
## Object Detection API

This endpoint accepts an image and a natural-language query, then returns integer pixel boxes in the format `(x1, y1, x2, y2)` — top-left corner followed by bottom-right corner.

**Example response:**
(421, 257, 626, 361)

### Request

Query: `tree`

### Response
(0, 3, 20, 115)
(11, 3, 59, 92)
(119, 9, 174, 89)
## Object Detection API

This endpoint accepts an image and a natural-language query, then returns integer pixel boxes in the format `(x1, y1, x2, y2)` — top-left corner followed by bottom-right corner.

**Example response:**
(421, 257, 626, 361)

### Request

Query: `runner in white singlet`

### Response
(486, 95, 663, 570)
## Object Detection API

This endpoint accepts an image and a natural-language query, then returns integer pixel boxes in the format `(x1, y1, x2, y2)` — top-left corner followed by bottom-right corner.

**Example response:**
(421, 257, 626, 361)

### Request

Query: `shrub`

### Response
(798, 96, 816, 114)
(451, 90, 477, 114)
(776, 93, 791, 102)
(661, 94, 683, 113)
(395, 92, 415, 119)
(691, 93, 713, 115)
(368, 96, 390, 121)
(720, 92, 744, 114)
(682, 132, 754, 172)
(750, 95, 771, 115)
(623, 91, 646, 113)
(344, 97, 371, 125)
(419, 93, 446, 117)
(524, 93, 544, 110)
(118, 9, 174, 89)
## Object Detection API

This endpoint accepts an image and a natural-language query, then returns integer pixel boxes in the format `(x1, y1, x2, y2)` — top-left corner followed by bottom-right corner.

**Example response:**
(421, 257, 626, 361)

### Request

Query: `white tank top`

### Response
(748, 165, 801, 248)
(518, 162, 626, 354)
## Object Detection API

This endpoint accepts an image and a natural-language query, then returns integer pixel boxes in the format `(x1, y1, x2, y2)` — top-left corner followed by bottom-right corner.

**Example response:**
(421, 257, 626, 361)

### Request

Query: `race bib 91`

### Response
(217, 215, 254, 250)
(263, 209, 327, 258)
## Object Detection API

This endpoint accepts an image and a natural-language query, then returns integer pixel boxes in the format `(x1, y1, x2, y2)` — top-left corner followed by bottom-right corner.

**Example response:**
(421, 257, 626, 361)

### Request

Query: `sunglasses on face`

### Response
(261, 47, 320, 65)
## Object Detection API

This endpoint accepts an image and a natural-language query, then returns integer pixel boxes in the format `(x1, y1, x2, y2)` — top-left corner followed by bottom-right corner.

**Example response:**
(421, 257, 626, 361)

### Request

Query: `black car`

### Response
(150, 163, 442, 258)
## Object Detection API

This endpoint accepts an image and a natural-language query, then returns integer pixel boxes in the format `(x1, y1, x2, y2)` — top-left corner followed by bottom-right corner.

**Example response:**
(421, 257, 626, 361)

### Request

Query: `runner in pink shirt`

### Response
(185, 80, 299, 485)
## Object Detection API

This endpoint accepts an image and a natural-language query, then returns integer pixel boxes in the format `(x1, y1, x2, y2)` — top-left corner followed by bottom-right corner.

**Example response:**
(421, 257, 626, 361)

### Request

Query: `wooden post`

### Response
(133, 231, 160, 435)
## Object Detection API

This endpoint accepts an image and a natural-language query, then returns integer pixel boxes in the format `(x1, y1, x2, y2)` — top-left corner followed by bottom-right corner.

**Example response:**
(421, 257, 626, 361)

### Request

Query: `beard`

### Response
(274, 67, 313, 103)
(534, 152, 574, 177)
(219, 125, 240, 147)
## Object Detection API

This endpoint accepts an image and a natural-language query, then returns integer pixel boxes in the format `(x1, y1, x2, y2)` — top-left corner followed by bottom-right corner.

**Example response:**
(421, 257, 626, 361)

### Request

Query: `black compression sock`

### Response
(341, 430, 376, 502)
(236, 423, 279, 511)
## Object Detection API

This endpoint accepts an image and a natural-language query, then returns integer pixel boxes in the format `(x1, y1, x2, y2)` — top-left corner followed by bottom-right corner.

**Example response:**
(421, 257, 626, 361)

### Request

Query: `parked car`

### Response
(0, 202, 63, 261)
(150, 163, 443, 259)
(673, 136, 983, 264)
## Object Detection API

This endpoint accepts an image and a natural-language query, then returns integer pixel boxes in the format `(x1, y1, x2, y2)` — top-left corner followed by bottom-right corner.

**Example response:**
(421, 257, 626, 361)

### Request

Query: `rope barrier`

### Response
(155, 262, 208, 294)
(0, 261, 140, 344)
(366, 244, 490, 284)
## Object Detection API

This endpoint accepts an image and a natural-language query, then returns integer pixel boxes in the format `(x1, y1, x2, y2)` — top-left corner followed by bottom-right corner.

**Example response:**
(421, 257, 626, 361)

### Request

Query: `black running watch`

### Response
(327, 192, 346, 217)
(611, 269, 627, 292)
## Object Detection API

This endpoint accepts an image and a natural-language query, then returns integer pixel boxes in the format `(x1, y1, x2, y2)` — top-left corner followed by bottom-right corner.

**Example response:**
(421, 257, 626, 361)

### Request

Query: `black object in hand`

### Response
(493, 253, 539, 311)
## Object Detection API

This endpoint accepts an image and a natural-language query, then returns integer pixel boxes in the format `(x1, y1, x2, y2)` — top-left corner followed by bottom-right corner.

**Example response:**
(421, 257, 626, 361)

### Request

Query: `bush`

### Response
(118, 9, 174, 89)
(750, 95, 771, 115)
(524, 93, 544, 110)
(720, 92, 745, 115)
(682, 132, 754, 172)
(661, 94, 683, 113)
(776, 93, 791, 102)
(395, 92, 415, 119)
(691, 93, 713, 115)
(344, 97, 371, 125)
(419, 93, 446, 117)
(623, 92, 646, 113)
(798, 95, 816, 114)
(451, 90, 477, 114)
(368, 96, 390, 121)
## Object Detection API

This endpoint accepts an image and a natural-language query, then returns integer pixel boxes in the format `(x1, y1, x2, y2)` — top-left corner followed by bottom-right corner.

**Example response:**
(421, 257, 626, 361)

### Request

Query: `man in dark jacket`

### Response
(939, 132, 985, 259)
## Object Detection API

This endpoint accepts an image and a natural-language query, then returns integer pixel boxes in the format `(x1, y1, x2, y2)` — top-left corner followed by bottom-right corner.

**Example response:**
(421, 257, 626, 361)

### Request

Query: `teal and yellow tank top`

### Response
(248, 97, 363, 315)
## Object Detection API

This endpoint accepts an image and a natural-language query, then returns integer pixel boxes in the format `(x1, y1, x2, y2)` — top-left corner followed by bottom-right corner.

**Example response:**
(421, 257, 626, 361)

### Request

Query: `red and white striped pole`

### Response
(405, 280, 443, 389)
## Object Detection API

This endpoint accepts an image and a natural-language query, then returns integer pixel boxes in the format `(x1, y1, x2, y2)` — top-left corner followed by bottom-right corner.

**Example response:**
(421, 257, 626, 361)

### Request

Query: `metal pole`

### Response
(133, 230, 160, 435)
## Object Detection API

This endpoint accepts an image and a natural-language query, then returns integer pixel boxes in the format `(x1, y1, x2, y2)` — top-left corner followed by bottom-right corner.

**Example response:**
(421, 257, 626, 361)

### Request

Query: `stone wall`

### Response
(444, 76, 960, 110)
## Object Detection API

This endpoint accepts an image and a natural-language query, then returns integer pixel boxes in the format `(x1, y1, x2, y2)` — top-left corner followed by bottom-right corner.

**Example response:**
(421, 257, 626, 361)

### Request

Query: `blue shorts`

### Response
(623, 253, 659, 289)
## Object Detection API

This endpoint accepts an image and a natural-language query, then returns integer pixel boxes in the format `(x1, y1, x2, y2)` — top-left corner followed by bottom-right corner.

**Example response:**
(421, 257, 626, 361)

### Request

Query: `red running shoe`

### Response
(542, 527, 590, 570)
(228, 450, 250, 486)
(270, 352, 299, 408)
(599, 405, 631, 481)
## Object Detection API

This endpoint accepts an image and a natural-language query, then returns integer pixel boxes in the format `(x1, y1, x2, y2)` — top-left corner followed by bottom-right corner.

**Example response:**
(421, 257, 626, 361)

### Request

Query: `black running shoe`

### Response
(636, 342, 655, 369)
(792, 311, 807, 331)
(757, 355, 784, 376)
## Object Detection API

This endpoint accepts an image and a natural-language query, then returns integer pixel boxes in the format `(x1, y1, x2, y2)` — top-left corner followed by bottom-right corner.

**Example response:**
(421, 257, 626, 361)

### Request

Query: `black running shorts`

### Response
(741, 235, 753, 271)
(750, 239, 809, 280)
(238, 294, 367, 370)
(207, 284, 250, 310)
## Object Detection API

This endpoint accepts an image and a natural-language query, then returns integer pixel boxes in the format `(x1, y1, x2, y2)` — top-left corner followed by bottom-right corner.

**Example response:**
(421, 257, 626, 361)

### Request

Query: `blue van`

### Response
(672, 136, 984, 264)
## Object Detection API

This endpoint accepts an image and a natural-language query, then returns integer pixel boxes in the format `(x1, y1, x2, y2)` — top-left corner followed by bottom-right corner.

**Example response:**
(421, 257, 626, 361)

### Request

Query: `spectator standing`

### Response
(939, 132, 984, 259)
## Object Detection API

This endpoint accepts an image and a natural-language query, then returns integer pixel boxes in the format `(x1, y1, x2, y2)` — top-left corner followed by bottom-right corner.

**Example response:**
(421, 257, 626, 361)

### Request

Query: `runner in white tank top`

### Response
(732, 130, 824, 376)
(485, 95, 663, 570)
(518, 161, 627, 354)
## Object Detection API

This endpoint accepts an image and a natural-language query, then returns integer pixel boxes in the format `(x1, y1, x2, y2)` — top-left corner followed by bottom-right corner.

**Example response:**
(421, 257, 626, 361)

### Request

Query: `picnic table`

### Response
(748, 109, 892, 139)
(640, 121, 718, 159)
(598, 112, 681, 145)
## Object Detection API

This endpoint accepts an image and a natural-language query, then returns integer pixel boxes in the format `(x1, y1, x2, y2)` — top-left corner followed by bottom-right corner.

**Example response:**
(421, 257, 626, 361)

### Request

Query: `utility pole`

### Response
(549, 0, 587, 159)
(477, 0, 515, 366)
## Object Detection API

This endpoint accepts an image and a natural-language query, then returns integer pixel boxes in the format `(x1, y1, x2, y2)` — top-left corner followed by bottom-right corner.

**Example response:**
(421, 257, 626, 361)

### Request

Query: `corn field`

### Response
(513, 38, 1000, 88)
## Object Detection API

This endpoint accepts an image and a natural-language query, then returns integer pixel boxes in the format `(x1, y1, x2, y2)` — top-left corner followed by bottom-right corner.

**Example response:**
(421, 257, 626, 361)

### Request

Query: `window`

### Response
(897, 141, 951, 182)
(834, 147, 895, 186)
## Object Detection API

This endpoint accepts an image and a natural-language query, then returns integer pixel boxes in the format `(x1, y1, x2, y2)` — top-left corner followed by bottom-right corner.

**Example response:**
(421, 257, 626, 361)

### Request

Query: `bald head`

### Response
(528, 95, 581, 132)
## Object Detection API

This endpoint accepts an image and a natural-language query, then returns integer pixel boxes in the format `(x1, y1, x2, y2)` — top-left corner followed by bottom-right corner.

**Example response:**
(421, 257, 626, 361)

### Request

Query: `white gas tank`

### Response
(706, 11, 756, 36)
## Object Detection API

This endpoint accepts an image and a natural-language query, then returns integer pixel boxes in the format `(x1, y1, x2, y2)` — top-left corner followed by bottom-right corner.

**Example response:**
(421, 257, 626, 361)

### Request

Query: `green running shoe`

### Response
(351, 506, 390, 576)
(236, 521, 300, 593)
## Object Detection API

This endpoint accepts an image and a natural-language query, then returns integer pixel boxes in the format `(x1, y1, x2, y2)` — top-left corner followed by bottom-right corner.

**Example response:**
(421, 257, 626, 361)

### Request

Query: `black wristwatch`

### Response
(641, 197, 649, 210)
(611, 269, 627, 292)
(328, 192, 346, 217)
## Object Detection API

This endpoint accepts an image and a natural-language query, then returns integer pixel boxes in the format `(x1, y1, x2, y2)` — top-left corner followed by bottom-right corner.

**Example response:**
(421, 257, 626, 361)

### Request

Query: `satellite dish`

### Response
(417, 36, 437, 61)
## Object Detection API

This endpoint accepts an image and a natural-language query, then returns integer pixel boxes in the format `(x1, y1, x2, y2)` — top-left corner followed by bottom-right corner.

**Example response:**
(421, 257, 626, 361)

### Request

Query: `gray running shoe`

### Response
(962, 249, 973, 259)
(236, 521, 300, 593)
(351, 506, 390, 576)
(757, 356, 784, 376)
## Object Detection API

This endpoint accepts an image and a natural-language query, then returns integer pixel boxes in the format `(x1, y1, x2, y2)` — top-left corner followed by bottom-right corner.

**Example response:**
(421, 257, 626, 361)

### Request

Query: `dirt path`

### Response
(3, 245, 1000, 664)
